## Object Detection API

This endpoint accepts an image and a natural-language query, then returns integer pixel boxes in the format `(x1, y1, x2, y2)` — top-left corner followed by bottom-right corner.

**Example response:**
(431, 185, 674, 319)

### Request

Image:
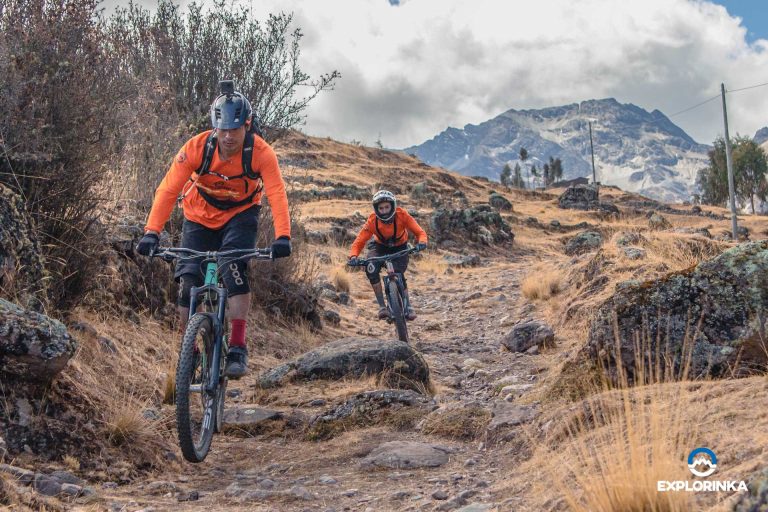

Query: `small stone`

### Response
(319, 475, 337, 485)
(258, 478, 276, 490)
(458, 490, 477, 500)
(33, 473, 62, 496)
(102, 482, 118, 489)
(526, 345, 539, 355)
(462, 292, 482, 302)
(462, 358, 484, 370)
(51, 470, 84, 487)
(475, 480, 489, 488)
(323, 310, 341, 326)
(178, 490, 199, 502)
(432, 490, 449, 500)
(343, 489, 358, 497)
(337, 292, 351, 305)
(60, 483, 84, 497)
(309, 399, 327, 407)
(391, 490, 411, 500)
(464, 459, 477, 467)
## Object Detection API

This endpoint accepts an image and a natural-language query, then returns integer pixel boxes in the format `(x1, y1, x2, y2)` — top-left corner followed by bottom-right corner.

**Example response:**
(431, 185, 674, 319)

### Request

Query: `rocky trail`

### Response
(98, 256, 546, 512)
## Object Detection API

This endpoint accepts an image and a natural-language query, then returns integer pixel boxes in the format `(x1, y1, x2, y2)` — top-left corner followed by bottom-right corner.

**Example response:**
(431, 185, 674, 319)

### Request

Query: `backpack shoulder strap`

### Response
(195, 131, 218, 177)
(241, 132, 259, 179)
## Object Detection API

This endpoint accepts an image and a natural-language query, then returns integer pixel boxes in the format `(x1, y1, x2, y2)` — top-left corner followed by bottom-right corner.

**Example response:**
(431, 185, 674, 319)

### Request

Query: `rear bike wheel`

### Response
(388, 279, 409, 343)
(176, 313, 217, 462)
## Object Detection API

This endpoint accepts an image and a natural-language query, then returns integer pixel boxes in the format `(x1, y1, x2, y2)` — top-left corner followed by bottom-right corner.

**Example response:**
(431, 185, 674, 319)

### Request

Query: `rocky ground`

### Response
(4, 132, 768, 512)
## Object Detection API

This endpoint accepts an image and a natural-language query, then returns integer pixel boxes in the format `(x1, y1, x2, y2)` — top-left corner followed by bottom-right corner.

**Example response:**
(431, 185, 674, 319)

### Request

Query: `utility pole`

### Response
(589, 121, 598, 199)
(721, 83, 739, 240)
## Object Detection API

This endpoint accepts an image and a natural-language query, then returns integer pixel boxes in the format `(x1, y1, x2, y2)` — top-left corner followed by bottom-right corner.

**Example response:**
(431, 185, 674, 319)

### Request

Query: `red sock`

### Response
(230, 319, 247, 349)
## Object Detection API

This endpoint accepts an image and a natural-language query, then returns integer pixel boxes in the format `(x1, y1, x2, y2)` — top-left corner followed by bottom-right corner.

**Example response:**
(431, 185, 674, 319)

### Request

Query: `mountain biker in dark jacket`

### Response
(136, 81, 291, 379)
(348, 190, 427, 321)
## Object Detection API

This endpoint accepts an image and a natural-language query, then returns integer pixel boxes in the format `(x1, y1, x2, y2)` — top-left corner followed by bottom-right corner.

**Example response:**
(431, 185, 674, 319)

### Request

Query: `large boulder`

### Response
(430, 205, 514, 246)
(558, 184, 598, 210)
(586, 241, 768, 383)
(0, 185, 47, 311)
(564, 231, 603, 255)
(557, 184, 619, 214)
(360, 441, 451, 470)
(488, 193, 513, 211)
(257, 338, 430, 389)
(501, 321, 555, 352)
(735, 467, 768, 511)
(0, 298, 76, 383)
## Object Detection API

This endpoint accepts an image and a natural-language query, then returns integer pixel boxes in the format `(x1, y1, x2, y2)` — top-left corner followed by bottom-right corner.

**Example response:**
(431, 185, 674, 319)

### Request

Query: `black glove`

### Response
(137, 233, 159, 256)
(348, 256, 359, 266)
(272, 236, 292, 258)
(416, 242, 427, 252)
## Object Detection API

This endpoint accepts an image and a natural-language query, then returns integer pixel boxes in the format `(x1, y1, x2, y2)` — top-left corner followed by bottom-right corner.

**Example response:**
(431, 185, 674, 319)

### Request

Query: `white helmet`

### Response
(372, 190, 396, 223)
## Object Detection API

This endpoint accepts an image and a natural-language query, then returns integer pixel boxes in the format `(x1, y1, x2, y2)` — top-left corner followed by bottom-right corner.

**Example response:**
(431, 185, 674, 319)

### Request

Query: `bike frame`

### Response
(382, 260, 408, 322)
(187, 260, 228, 396)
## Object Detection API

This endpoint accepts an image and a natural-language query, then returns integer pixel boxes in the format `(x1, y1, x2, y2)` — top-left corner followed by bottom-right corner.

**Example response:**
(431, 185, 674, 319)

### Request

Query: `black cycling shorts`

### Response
(174, 205, 261, 307)
(364, 242, 409, 286)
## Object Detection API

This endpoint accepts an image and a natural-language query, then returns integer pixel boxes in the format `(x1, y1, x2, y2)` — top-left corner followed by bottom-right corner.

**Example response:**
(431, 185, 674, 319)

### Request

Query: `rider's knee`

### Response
(222, 260, 250, 296)
(177, 273, 202, 307)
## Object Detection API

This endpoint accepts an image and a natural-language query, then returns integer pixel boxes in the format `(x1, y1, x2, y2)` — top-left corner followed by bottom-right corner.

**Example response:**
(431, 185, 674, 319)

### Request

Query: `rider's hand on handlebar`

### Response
(416, 242, 427, 252)
(272, 236, 292, 258)
(137, 232, 159, 256)
(348, 256, 359, 266)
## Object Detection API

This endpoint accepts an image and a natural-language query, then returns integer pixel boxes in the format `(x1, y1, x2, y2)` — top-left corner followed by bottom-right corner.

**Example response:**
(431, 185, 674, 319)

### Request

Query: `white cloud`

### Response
(132, 0, 768, 148)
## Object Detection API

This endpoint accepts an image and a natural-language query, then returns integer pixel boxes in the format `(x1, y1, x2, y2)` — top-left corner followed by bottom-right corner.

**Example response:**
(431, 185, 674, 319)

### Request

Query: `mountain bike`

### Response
(348, 245, 421, 343)
(153, 247, 272, 463)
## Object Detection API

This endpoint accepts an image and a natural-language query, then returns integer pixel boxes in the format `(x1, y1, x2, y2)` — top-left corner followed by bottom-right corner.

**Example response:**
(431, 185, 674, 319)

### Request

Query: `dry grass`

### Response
(332, 266, 351, 293)
(103, 393, 156, 447)
(413, 252, 448, 276)
(521, 266, 562, 301)
(421, 405, 492, 440)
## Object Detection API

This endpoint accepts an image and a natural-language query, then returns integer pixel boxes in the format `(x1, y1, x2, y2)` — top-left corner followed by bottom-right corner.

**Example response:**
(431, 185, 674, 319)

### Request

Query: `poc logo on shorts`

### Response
(366, 262, 376, 274)
(229, 263, 244, 286)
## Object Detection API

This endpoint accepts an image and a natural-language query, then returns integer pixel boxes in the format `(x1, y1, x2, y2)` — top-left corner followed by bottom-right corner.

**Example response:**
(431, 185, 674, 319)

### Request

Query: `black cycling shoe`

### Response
(225, 346, 248, 380)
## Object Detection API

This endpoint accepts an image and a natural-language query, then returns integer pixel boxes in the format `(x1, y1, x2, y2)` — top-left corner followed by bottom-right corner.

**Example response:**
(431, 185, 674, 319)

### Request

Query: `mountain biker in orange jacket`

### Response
(348, 190, 428, 321)
(136, 81, 291, 379)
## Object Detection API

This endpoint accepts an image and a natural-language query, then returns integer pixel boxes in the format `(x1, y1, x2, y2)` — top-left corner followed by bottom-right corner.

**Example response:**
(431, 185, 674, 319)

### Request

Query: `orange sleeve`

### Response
(145, 138, 202, 233)
(403, 211, 428, 244)
(255, 143, 291, 239)
(350, 217, 375, 257)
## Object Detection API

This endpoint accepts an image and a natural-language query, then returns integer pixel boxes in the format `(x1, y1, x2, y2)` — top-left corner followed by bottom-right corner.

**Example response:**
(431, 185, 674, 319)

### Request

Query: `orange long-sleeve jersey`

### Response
(145, 130, 291, 238)
(349, 208, 428, 257)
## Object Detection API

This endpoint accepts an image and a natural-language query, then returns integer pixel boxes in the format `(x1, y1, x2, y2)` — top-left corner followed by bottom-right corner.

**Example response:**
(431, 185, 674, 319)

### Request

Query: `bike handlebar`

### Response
(152, 247, 274, 263)
(347, 245, 421, 267)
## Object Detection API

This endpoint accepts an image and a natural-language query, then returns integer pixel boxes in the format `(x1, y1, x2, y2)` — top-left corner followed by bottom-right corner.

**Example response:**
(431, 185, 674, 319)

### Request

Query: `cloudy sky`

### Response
(107, 0, 768, 148)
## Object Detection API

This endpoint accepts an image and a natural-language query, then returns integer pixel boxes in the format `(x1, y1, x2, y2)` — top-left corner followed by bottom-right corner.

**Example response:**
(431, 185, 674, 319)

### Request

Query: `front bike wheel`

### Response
(388, 279, 409, 343)
(176, 313, 217, 463)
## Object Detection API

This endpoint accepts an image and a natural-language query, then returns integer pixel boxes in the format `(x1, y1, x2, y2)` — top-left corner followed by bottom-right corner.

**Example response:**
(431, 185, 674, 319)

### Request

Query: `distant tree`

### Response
(511, 163, 526, 189)
(543, 163, 550, 187)
(519, 147, 529, 188)
(530, 164, 540, 188)
(697, 136, 768, 212)
(734, 138, 768, 214)
(500, 163, 512, 188)
(548, 157, 564, 184)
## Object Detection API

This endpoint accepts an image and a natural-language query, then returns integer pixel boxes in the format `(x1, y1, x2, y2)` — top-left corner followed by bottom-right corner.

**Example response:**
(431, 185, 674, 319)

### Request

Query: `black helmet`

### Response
(210, 81, 252, 130)
(372, 190, 396, 223)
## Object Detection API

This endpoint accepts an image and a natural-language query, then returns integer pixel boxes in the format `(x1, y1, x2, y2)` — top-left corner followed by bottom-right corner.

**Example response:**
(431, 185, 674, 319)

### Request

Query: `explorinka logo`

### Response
(657, 448, 748, 492)
(688, 447, 717, 478)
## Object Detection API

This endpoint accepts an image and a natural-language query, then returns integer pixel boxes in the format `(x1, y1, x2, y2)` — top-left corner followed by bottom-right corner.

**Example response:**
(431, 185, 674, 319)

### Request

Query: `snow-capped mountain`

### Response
(404, 98, 711, 202)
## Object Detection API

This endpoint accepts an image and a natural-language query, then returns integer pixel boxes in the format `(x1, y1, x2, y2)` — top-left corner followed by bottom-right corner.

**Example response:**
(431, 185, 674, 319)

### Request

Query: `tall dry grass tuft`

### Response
(103, 392, 157, 447)
(521, 266, 562, 301)
(538, 319, 701, 511)
(332, 266, 351, 293)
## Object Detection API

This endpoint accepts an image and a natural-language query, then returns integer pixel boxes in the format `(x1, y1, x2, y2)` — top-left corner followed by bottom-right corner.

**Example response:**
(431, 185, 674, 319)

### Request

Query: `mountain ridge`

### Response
(404, 98, 711, 202)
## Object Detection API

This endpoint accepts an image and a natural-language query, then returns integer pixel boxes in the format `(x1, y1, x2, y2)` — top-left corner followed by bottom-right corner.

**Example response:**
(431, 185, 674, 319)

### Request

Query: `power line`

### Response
(728, 80, 768, 93)
(668, 94, 720, 117)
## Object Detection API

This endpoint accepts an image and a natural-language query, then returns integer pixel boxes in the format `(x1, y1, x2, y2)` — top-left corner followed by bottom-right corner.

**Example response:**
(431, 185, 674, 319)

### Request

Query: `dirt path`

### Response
(102, 255, 543, 512)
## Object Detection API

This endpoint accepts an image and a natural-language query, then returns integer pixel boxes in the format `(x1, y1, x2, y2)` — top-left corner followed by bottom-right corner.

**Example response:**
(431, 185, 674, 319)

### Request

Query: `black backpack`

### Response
(182, 128, 264, 211)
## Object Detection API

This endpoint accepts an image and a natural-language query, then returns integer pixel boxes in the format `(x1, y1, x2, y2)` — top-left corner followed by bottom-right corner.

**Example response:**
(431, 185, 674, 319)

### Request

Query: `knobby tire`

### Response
(388, 279, 409, 343)
(176, 313, 216, 463)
